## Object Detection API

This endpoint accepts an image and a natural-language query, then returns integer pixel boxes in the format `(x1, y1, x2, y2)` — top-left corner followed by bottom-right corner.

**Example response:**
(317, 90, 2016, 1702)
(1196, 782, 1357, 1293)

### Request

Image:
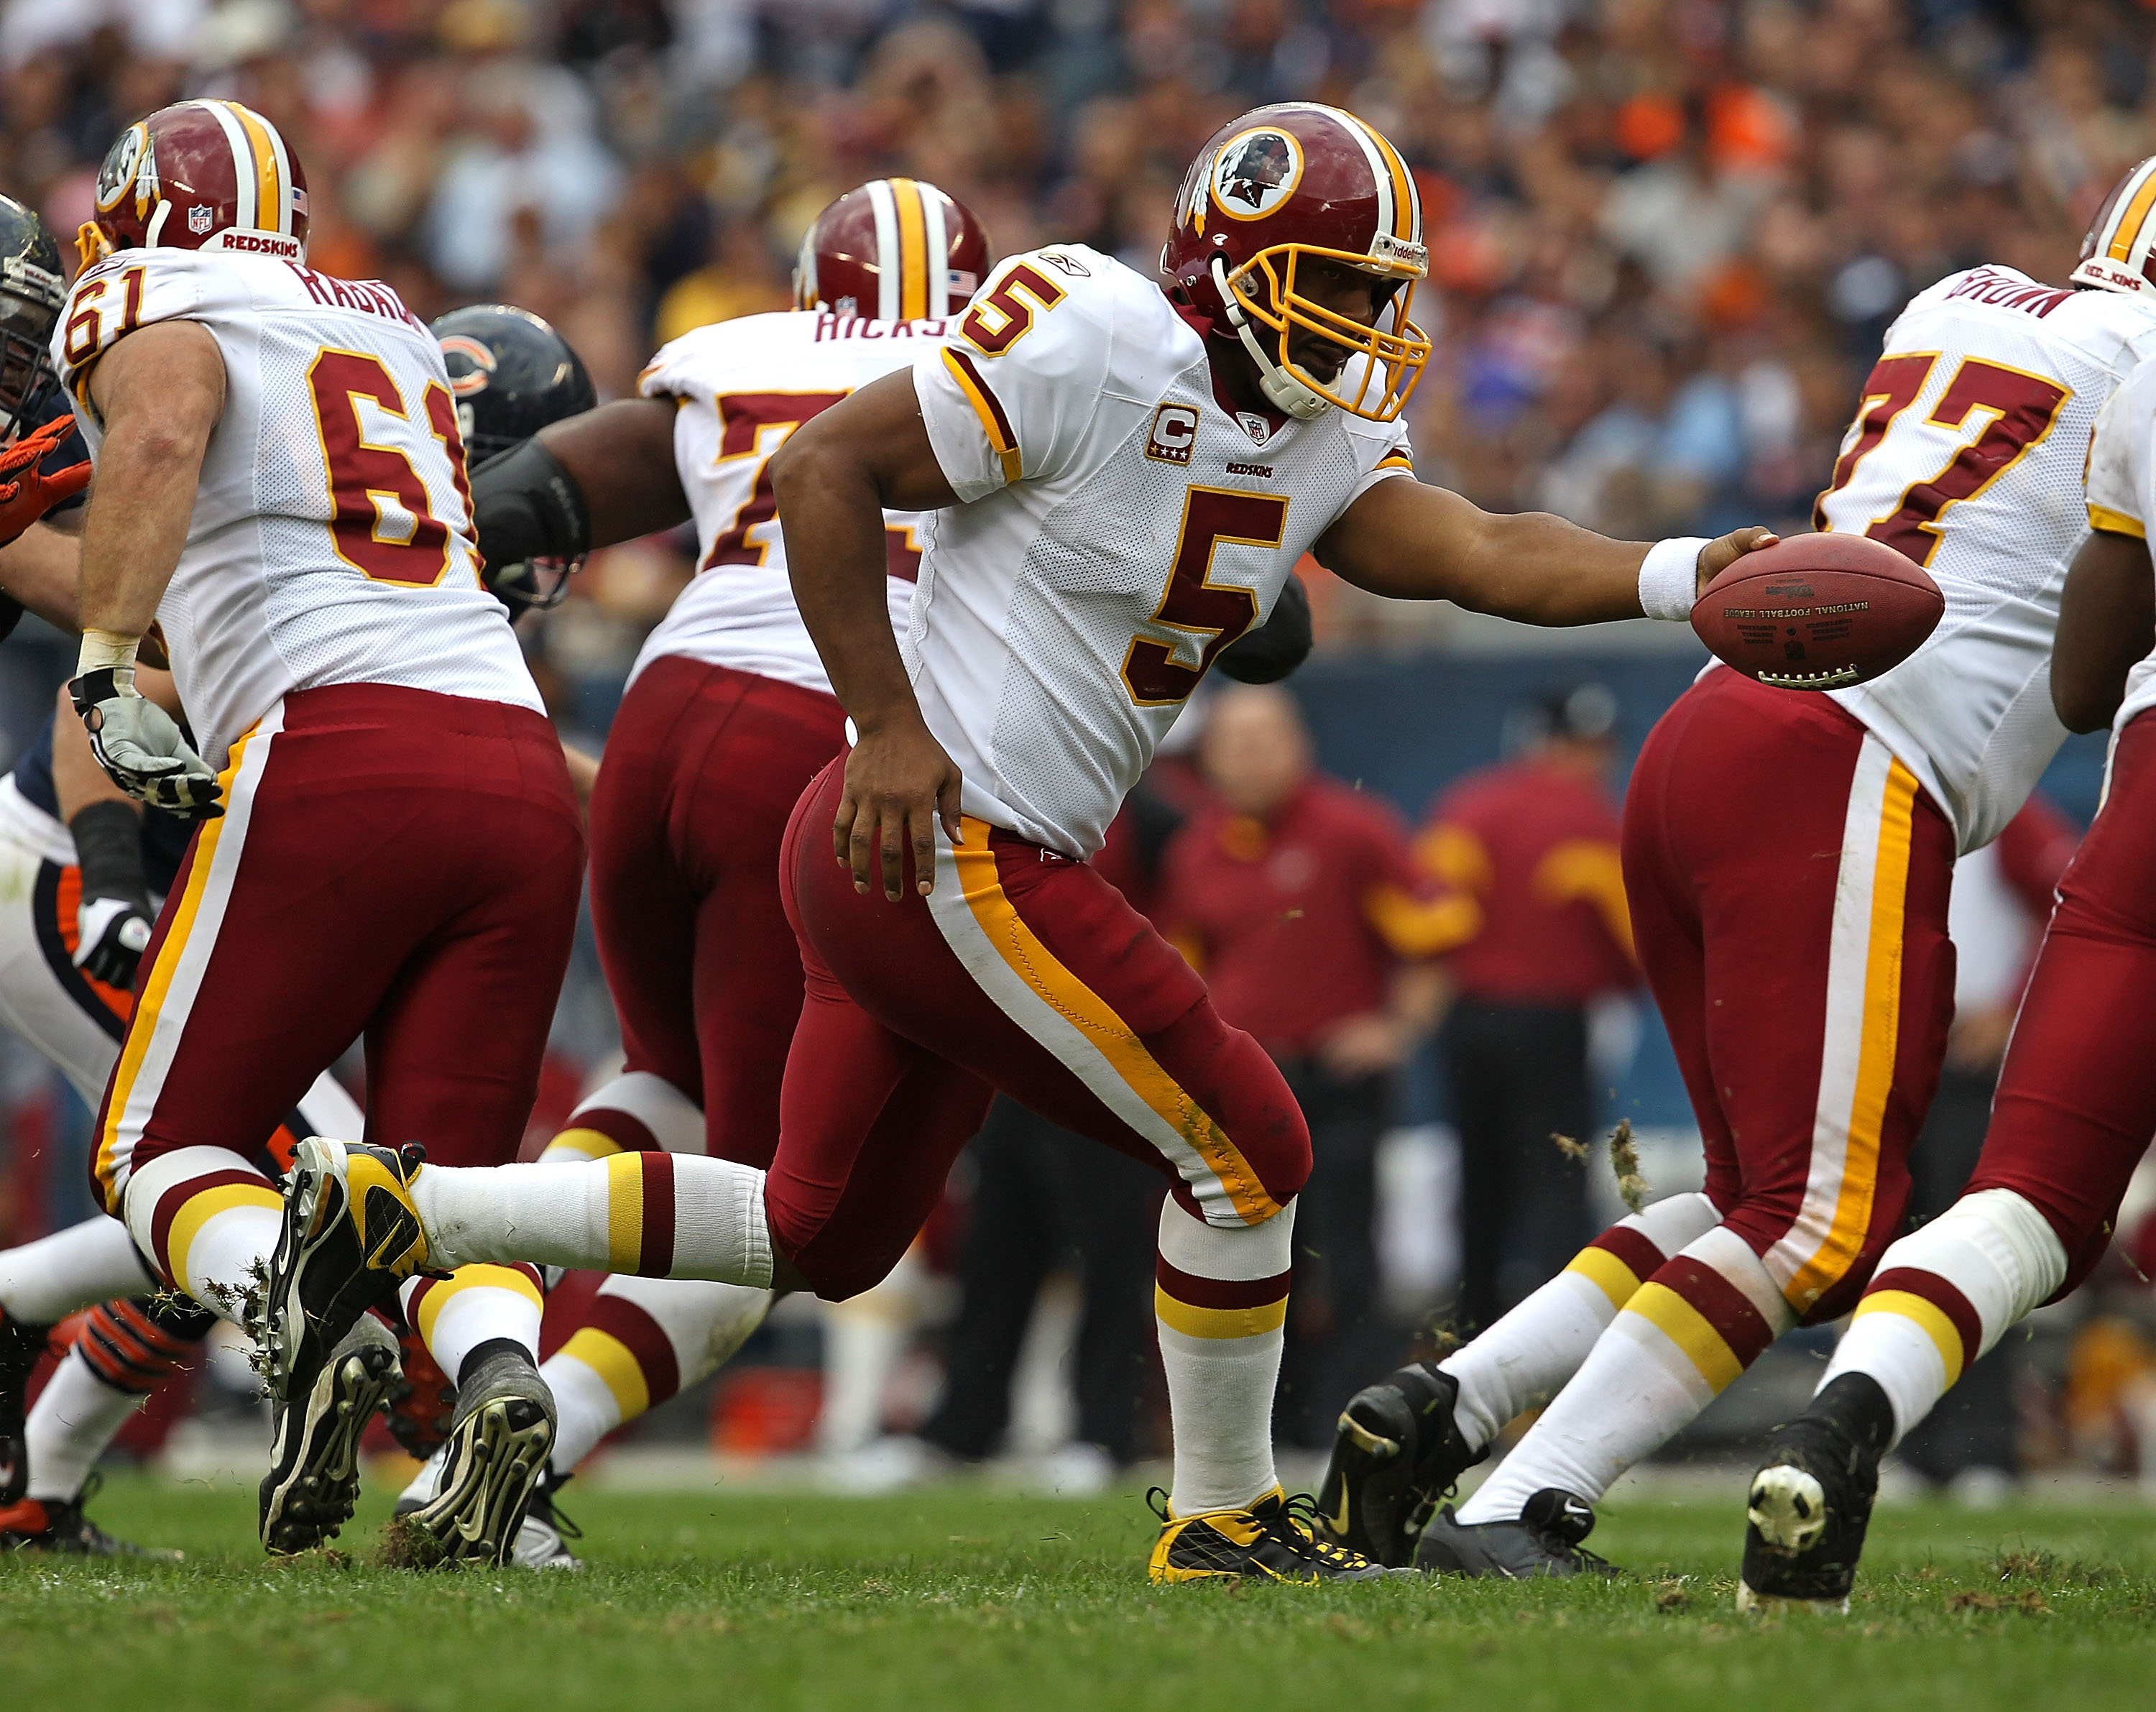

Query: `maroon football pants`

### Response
(1966, 708, 2156, 1294)
(587, 657, 846, 1168)
(1622, 668, 1957, 1324)
(768, 759, 1309, 1300)
(94, 683, 583, 1210)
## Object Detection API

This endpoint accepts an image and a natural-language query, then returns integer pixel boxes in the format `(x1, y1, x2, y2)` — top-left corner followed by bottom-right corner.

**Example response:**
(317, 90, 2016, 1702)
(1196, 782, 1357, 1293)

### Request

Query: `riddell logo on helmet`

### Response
(1146, 404, 1199, 464)
(1210, 128, 1304, 221)
(205, 229, 301, 258)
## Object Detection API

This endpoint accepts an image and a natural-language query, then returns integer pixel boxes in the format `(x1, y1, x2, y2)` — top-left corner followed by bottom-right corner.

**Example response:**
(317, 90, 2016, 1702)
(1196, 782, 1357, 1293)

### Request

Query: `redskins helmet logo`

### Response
(95, 124, 149, 215)
(438, 333, 497, 397)
(1210, 128, 1304, 222)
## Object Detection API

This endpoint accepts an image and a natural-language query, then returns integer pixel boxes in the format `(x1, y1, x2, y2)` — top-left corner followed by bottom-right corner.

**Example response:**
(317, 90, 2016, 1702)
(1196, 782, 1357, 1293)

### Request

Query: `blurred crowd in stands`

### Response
(11, 0, 2156, 1487)
(7, 0, 2155, 658)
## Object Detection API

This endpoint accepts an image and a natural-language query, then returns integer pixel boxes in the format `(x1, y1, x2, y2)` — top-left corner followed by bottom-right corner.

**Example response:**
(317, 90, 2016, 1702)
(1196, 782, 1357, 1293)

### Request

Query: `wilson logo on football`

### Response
(1146, 403, 1199, 464)
(1210, 128, 1303, 221)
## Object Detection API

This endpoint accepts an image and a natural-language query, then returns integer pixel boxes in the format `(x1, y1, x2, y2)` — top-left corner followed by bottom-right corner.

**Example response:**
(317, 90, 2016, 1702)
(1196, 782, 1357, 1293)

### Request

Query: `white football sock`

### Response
(412, 1154, 772, 1287)
(24, 1351, 138, 1502)
(1818, 1188, 2068, 1444)
(0, 1216, 153, 1325)
(1156, 1197, 1294, 1515)
(1457, 1224, 1795, 1523)
(544, 1274, 773, 1472)
(543, 1072, 705, 1161)
(1443, 1191, 1720, 1451)
(120, 1147, 282, 1326)
(400, 1264, 545, 1381)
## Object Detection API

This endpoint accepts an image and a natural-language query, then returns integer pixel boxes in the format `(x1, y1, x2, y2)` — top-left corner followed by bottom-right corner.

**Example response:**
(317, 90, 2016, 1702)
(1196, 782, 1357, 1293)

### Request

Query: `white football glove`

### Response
(74, 893, 155, 988)
(67, 668, 224, 820)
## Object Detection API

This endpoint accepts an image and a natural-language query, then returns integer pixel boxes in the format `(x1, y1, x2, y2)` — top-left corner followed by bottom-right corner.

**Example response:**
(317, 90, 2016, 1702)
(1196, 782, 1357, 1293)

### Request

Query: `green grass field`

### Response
(4, 1473, 2155, 1711)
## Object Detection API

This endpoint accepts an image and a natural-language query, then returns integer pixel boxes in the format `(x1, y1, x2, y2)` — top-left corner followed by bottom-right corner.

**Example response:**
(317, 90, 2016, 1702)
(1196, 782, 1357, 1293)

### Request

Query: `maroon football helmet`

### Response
(78, 99, 309, 270)
(1161, 103, 1429, 421)
(793, 179, 990, 321)
(2073, 155, 2156, 298)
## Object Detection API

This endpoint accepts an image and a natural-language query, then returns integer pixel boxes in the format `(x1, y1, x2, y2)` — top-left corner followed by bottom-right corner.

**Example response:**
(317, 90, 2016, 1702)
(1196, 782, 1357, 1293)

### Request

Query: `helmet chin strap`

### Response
(1212, 258, 1328, 420)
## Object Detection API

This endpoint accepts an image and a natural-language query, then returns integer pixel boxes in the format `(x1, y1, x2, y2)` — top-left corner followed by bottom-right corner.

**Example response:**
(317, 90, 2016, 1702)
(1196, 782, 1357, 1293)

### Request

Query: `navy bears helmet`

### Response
(0, 195, 67, 444)
(432, 304, 597, 617)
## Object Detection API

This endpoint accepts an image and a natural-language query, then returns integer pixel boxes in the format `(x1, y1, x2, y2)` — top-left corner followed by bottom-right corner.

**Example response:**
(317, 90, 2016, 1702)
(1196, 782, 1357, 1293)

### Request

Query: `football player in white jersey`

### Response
(56, 101, 584, 1565)
(404, 180, 1309, 1560)
(1318, 158, 2156, 1584)
(1735, 157, 2156, 1612)
(262, 101, 1771, 1583)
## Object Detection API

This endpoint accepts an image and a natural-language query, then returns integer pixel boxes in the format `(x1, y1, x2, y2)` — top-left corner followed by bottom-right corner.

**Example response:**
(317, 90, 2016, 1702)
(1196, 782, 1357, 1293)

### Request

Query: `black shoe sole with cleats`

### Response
(1739, 1373, 1894, 1615)
(259, 1320, 402, 1554)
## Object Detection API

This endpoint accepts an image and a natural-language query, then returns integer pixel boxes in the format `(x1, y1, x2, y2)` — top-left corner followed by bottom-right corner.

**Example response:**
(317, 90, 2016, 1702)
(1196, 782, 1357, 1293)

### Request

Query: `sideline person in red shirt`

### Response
(1158, 685, 1455, 1444)
(1420, 685, 1639, 1335)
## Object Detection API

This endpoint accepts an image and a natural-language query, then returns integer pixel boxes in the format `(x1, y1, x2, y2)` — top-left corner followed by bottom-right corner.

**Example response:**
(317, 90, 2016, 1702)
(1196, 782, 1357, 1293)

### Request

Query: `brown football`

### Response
(1690, 533, 1944, 691)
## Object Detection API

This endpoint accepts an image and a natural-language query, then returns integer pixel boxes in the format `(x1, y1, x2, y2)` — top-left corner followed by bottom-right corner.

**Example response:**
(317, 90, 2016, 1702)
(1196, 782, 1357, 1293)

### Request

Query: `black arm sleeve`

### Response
(69, 798, 149, 906)
(469, 438, 591, 576)
(1215, 573, 1312, 685)
(0, 591, 22, 645)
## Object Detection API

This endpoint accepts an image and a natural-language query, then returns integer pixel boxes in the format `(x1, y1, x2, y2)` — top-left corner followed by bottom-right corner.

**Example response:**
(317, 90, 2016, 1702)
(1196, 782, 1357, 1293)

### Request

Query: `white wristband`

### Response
(1639, 537, 1711, 621)
(77, 627, 141, 676)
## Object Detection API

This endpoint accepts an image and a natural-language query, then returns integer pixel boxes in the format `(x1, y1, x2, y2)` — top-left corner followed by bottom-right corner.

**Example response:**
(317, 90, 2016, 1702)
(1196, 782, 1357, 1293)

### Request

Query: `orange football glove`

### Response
(0, 415, 93, 548)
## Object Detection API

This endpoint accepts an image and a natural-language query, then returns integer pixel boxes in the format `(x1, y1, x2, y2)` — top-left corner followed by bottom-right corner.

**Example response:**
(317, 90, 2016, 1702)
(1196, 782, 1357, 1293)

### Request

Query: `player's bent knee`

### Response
(1883, 1187, 2070, 1322)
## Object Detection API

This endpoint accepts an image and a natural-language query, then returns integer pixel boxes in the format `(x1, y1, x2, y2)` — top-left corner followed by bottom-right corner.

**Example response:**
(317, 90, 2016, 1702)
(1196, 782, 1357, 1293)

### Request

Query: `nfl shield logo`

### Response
(188, 205, 213, 235)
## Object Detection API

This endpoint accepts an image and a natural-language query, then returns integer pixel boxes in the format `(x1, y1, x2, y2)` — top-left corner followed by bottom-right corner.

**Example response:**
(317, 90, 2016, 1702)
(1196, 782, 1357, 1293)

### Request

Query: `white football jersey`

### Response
(630, 309, 952, 696)
(1815, 265, 2156, 851)
(54, 249, 540, 765)
(911, 245, 1412, 857)
(2083, 354, 2156, 733)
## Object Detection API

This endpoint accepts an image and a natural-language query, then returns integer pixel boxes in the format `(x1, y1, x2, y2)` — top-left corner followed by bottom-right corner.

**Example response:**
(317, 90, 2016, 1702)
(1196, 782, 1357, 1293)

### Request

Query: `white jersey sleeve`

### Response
(2087, 359, 2156, 735)
(1815, 266, 2156, 850)
(2086, 378, 2149, 539)
(55, 249, 538, 764)
(625, 309, 949, 698)
(915, 251, 1120, 502)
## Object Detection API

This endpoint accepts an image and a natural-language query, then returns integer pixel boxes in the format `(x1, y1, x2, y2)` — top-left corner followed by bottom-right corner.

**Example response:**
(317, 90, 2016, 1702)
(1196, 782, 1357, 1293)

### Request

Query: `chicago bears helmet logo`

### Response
(1210, 129, 1303, 221)
(438, 333, 498, 397)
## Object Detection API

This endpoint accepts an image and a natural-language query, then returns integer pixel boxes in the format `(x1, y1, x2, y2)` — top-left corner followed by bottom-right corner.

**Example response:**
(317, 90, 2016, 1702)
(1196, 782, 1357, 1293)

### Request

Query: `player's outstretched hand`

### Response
(1695, 526, 1781, 594)
(837, 717, 963, 901)
(68, 668, 224, 821)
(0, 416, 93, 548)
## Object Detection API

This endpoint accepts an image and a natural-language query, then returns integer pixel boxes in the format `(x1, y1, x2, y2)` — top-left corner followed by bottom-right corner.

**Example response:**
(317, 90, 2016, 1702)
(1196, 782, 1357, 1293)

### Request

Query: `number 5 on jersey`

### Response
(1124, 487, 1290, 705)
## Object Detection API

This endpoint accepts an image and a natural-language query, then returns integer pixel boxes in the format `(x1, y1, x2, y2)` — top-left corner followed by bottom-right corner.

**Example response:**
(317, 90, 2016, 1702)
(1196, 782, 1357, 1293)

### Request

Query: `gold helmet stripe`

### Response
(890, 177, 931, 321)
(190, 99, 257, 229)
(228, 102, 285, 237)
(1364, 121, 1419, 243)
(2109, 161, 2156, 263)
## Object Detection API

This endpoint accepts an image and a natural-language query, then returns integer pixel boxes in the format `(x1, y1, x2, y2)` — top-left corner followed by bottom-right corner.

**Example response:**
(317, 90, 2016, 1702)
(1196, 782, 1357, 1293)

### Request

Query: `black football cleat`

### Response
(395, 1453, 582, 1570)
(1148, 1486, 1414, 1583)
(0, 1308, 52, 1505)
(400, 1342, 556, 1567)
(0, 1482, 183, 1560)
(1414, 1487, 1618, 1578)
(1316, 1360, 1488, 1566)
(255, 1137, 432, 1408)
(259, 1315, 402, 1554)
(1738, 1373, 1894, 1616)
